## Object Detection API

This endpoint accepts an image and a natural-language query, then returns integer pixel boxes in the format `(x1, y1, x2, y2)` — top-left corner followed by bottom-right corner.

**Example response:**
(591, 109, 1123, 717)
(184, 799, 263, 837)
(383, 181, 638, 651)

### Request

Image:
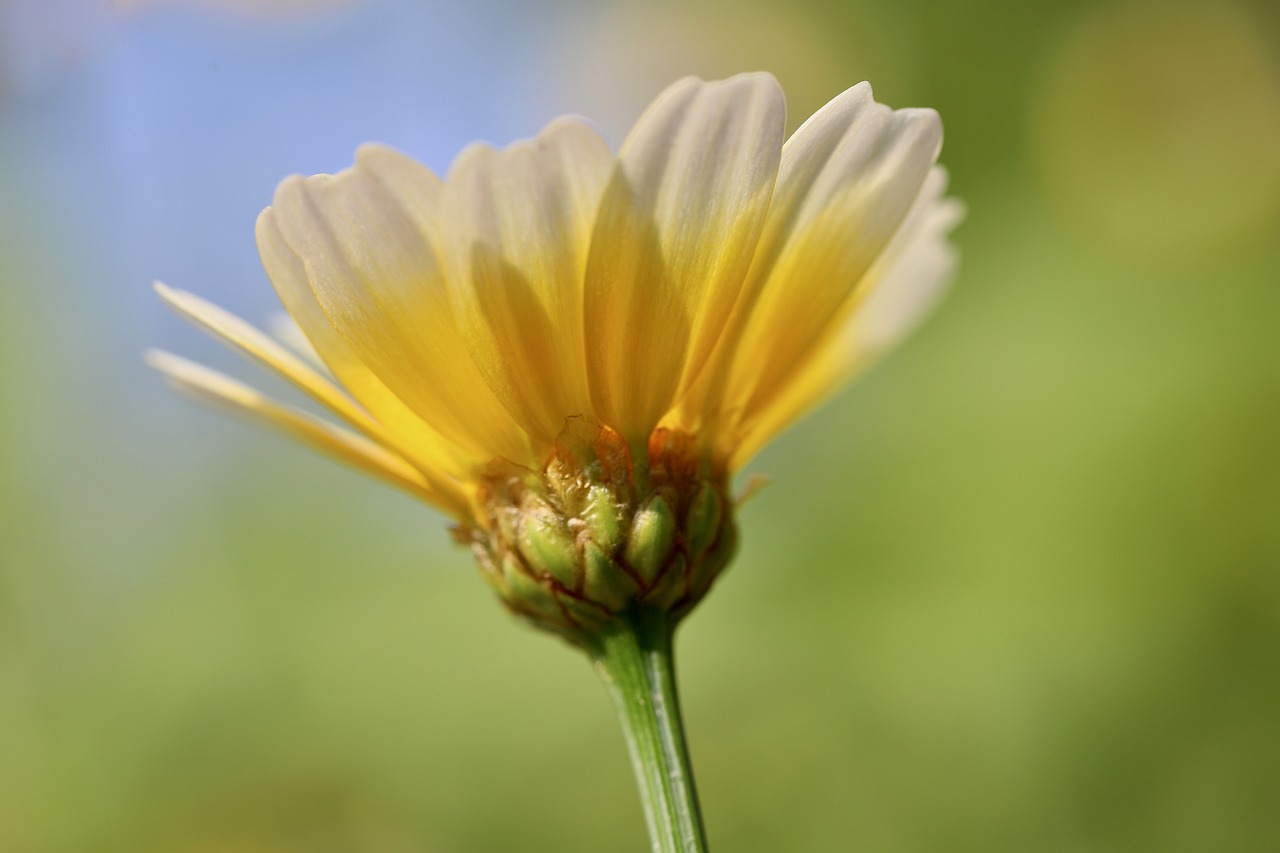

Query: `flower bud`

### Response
(470, 422, 737, 646)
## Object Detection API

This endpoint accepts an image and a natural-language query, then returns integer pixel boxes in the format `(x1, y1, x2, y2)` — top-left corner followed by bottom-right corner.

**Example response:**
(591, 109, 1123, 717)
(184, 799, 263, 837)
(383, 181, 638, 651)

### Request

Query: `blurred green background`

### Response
(2, 0, 1279, 850)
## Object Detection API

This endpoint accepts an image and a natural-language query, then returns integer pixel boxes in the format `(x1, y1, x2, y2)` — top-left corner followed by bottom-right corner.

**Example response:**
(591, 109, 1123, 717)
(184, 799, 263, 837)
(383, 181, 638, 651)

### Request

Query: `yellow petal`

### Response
(145, 349, 464, 513)
(717, 82, 943, 451)
(583, 72, 785, 447)
(439, 118, 613, 445)
(257, 200, 472, 483)
(266, 311, 327, 371)
(841, 169, 964, 364)
(154, 280, 470, 503)
(153, 281, 375, 434)
(729, 167, 963, 469)
(264, 148, 535, 467)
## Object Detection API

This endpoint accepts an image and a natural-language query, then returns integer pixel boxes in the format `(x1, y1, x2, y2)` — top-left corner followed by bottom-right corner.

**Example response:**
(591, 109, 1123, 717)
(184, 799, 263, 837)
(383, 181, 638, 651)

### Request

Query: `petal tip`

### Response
(272, 172, 317, 208)
(153, 281, 200, 315)
(355, 141, 400, 162)
(447, 139, 499, 178)
(143, 347, 183, 375)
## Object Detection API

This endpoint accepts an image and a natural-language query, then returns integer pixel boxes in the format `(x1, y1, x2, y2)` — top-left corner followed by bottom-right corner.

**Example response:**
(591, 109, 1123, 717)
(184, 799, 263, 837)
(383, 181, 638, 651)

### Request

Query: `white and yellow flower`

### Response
(150, 72, 960, 639)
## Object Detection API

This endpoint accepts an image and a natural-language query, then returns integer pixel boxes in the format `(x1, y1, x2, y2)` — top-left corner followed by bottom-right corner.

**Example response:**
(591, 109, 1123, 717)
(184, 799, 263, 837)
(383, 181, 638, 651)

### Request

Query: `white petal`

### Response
(145, 349, 461, 511)
(265, 151, 535, 467)
(845, 168, 964, 360)
(583, 72, 785, 446)
(718, 82, 944, 443)
(257, 203, 475, 482)
(730, 167, 963, 468)
(154, 281, 370, 433)
(439, 118, 613, 445)
(267, 311, 327, 372)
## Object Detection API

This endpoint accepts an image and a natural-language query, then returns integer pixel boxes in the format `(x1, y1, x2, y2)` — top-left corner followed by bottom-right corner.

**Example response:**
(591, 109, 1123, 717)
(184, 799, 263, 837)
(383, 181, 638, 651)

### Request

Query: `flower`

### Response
(150, 72, 961, 644)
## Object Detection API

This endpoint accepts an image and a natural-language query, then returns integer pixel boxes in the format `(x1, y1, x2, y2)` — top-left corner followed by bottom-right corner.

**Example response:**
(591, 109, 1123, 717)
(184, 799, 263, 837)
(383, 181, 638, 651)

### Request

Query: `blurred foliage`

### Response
(1, 0, 1279, 850)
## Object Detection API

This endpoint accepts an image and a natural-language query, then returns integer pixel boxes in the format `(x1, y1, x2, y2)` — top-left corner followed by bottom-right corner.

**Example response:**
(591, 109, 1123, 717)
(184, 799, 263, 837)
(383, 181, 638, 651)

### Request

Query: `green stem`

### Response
(591, 607, 709, 852)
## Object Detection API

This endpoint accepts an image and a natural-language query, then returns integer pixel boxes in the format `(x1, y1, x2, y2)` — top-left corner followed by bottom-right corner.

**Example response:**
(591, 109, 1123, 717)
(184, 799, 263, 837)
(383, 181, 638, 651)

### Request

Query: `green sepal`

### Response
(684, 482, 723, 560)
(517, 503, 581, 591)
(554, 588, 610, 629)
(647, 553, 688, 611)
(583, 539, 641, 611)
(583, 484, 623, 553)
(501, 553, 560, 621)
(624, 494, 676, 585)
(687, 519, 738, 601)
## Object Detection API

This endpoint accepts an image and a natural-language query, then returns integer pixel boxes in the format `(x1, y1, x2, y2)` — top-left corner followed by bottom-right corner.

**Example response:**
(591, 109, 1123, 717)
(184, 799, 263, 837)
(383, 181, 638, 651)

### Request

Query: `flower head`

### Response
(150, 73, 960, 644)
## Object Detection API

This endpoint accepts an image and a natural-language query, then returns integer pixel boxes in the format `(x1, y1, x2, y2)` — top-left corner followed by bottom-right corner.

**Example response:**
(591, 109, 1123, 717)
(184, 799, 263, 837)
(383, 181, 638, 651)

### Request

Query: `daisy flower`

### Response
(150, 72, 960, 851)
